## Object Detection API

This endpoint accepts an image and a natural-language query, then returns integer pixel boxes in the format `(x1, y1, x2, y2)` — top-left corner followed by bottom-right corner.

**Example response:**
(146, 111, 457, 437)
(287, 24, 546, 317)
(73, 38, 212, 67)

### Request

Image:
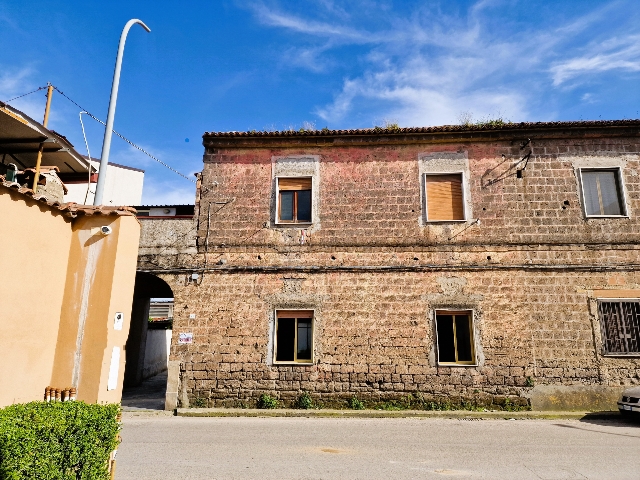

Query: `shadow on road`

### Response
(579, 411, 640, 428)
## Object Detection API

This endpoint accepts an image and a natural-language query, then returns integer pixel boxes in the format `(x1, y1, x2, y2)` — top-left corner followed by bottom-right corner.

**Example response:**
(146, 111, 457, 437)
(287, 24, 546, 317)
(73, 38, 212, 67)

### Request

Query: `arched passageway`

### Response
(122, 272, 173, 410)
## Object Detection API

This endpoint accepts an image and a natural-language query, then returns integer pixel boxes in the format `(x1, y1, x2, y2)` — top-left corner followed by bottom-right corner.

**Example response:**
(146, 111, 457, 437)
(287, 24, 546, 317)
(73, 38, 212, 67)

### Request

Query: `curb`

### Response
(174, 408, 621, 420)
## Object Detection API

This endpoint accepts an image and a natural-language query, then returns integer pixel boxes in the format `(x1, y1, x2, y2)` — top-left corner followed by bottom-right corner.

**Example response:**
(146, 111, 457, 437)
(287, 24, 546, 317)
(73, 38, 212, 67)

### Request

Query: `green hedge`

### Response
(0, 402, 120, 480)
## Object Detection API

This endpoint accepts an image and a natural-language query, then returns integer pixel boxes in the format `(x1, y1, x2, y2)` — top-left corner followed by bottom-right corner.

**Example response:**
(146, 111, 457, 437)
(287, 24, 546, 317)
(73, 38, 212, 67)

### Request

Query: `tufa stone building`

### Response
(137, 121, 640, 410)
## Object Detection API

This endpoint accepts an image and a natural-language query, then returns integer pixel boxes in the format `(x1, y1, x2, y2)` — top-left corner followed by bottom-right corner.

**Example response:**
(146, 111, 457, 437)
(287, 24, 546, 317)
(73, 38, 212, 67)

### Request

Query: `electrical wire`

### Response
(2, 86, 48, 103)
(53, 85, 196, 184)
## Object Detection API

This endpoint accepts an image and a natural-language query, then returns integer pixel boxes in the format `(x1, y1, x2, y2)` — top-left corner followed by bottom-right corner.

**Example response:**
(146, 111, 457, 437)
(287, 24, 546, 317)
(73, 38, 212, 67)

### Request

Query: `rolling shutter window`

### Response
(278, 178, 312, 191)
(425, 174, 465, 221)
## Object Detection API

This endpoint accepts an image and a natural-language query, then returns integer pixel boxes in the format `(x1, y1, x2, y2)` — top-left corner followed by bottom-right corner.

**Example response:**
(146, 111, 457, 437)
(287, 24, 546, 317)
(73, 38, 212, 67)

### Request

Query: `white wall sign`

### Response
(179, 333, 193, 344)
(189, 313, 196, 319)
(107, 347, 120, 391)
(114, 312, 124, 330)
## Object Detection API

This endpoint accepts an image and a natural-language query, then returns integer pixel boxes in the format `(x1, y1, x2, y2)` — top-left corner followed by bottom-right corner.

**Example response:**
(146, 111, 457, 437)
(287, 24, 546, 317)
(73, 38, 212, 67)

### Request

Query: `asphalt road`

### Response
(116, 414, 640, 480)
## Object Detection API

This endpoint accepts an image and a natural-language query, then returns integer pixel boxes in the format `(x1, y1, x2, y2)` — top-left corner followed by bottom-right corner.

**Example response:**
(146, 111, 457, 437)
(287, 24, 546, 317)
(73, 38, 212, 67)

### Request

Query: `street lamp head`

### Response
(133, 19, 151, 33)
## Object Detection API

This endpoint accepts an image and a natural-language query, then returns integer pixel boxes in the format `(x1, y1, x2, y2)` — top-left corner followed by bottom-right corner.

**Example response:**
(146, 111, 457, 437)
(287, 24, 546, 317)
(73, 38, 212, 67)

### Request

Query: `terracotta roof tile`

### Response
(0, 174, 137, 218)
(203, 119, 640, 138)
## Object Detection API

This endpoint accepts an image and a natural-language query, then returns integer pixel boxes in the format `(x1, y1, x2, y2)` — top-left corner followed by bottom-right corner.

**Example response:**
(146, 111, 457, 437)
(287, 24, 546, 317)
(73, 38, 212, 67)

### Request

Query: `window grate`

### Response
(598, 300, 640, 354)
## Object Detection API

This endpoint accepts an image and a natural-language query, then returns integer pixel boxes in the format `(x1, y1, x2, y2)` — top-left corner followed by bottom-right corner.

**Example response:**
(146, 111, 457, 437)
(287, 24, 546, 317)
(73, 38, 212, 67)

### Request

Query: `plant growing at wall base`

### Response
(0, 401, 120, 480)
(191, 397, 207, 408)
(257, 394, 278, 409)
(348, 396, 365, 410)
(295, 392, 314, 409)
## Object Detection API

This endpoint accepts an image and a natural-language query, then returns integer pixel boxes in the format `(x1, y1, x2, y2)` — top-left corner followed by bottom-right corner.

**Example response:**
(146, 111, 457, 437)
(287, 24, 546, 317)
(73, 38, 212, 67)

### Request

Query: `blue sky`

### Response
(2, 0, 640, 204)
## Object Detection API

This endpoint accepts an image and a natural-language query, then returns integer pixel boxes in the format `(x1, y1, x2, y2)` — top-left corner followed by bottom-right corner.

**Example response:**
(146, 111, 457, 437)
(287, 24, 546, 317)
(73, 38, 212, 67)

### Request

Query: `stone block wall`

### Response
(150, 123, 640, 409)
(198, 134, 640, 248)
(161, 265, 640, 408)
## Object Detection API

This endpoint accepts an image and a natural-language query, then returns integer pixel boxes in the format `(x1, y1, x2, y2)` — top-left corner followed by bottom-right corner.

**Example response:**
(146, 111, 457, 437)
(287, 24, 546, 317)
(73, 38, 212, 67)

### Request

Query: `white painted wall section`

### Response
(64, 161, 144, 206)
(142, 329, 172, 380)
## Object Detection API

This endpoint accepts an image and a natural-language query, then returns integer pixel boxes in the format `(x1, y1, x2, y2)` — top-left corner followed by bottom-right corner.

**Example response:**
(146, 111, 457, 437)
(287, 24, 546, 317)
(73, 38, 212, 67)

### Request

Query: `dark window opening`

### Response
(275, 318, 295, 362)
(598, 300, 640, 355)
(436, 311, 475, 365)
(275, 311, 314, 363)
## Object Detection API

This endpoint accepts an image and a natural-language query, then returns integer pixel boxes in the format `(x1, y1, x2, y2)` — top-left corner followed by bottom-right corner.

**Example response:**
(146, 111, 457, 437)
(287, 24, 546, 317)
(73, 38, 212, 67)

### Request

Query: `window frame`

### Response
(273, 309, 315, 365)
(578, 167, 628, 218)
(424, 172, 467, 223)
(275, 176, 313, 226)
(434, 309, 477, 366)
(597, 298, 640, 357)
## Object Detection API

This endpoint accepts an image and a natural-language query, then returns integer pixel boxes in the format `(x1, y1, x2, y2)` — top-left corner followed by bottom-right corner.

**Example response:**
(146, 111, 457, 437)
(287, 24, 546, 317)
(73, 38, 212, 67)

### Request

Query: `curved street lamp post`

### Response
(94, 19, 150, 206)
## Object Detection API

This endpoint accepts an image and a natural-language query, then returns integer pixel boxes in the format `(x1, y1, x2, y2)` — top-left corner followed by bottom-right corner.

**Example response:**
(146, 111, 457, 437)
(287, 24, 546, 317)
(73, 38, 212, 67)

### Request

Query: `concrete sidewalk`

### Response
(174, 407, 621, 420)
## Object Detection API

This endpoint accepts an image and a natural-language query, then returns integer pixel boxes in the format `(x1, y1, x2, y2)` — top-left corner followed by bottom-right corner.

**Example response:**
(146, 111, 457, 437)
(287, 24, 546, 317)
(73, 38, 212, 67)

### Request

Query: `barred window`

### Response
(598, 300, 640, 355)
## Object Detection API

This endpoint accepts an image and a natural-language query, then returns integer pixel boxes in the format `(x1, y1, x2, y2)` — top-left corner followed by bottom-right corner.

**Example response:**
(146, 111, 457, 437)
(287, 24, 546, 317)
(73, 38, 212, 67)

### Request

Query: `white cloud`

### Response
(550, 35, 640, 85)
(0, 66, 34, 95)
(249, 3, 373, 43)
(280, 44, 336, 73)
(247, 0, 640, 126)
(0, 65, 50, 121)
(581, 93, 595, 103)
(141, 179, 197, 205)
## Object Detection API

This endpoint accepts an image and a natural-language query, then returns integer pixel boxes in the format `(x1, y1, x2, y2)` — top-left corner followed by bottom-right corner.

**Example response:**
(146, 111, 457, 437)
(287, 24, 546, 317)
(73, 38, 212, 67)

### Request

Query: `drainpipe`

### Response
(32, 83, 54, 193)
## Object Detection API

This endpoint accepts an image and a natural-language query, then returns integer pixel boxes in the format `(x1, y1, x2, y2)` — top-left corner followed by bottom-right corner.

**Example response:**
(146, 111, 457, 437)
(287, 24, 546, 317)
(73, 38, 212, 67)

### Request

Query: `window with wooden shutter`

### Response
(425, 173, 465, 221)
(277, 177, 312, 223)
(580, 169, 626, 217)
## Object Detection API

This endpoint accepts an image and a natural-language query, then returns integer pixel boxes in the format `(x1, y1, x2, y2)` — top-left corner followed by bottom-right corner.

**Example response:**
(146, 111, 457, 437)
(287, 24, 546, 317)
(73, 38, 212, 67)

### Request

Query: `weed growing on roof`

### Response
(257, 394, 279, 409)
(372, 120, 401, 132)
(457, 110, 474, 126)
(299, 121, 316, 132)
(457, 111, 513, 128)
(382, 119, 401, 131)
(475, 117, 511, 127)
